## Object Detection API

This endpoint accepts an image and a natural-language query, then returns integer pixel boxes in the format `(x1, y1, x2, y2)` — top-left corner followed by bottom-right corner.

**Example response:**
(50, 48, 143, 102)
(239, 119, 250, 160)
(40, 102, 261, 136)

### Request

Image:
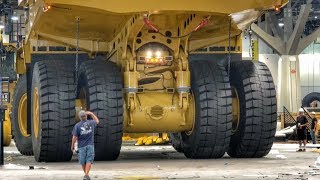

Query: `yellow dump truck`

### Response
(6, 0, 287, 162)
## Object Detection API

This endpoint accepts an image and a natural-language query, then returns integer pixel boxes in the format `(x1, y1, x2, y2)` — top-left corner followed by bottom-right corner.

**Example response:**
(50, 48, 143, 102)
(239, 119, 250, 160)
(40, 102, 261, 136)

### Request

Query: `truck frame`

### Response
(4, 0, 287, 162)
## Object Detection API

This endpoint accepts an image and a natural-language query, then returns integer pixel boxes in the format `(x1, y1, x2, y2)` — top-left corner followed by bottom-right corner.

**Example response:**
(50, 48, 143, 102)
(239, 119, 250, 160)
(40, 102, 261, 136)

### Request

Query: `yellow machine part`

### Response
(22, 0, 288, 54)
(3, 109, 12, 146)
(2, 82, 16, 146)
(123, 133, 170, 146)
(123, 92, 195, 133)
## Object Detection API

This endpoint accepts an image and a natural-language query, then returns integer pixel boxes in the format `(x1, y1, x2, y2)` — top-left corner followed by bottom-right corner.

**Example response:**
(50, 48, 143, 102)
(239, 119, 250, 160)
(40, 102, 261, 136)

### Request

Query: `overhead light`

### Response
(155, 51, 161, 57)
(0, 24, 4, 29)
(146, 51, 152, 58)
(315, 16, 318, 19)
(278, 22, 284, 27)
(11, 16, 19, 21)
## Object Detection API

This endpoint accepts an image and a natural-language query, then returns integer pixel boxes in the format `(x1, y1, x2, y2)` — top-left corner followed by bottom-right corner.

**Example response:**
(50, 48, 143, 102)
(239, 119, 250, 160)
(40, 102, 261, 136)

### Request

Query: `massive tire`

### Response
(227, 61, 277, 158)
(180, 60, 232, 159)
(168, 133, 183, 153)
(11, 74, 33, 155)
(31, 60, 76, 162)
(77, 61, 123, 161)
(302, 92, 320, 107)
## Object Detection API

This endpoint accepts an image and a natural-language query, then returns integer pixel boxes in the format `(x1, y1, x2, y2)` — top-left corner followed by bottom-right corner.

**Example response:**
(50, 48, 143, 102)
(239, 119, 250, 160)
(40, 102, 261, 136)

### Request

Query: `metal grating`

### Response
(283, 106, 296, 128)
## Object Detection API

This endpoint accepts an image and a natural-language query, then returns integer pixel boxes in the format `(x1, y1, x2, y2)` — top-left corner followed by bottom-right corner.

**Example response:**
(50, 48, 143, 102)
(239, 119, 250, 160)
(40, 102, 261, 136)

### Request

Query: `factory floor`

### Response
(1, 141, 320, 180)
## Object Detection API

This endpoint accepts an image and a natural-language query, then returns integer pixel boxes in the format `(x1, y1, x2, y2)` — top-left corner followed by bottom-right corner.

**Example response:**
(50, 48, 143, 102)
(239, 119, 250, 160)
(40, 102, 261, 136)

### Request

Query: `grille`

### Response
(150, 105, 164, 118)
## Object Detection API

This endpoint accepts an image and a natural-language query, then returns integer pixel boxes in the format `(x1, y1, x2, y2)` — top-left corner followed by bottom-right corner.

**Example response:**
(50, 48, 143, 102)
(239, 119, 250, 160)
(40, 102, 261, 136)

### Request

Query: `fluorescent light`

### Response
(0, 25, 4, 29)
(11, 16, 19, 21)
(278, 22, 284, 27)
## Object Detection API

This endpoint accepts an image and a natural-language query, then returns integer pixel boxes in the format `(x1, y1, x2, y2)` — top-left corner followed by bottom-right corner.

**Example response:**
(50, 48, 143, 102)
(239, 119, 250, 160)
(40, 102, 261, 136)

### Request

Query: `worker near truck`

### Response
(71, 110, 99, 180)
(310, 111, 318, 144)
(296, 108, 308, 152)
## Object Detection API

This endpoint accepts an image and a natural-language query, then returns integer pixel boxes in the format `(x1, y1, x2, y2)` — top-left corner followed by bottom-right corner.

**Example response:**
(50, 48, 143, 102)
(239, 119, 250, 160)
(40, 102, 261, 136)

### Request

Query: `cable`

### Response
(143, 15, 210, 39)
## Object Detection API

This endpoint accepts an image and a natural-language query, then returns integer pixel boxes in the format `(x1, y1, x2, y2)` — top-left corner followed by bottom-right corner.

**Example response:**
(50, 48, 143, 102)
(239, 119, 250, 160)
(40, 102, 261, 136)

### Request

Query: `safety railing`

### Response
(302, 107, 312, 130)
(283, 106, 296, 128)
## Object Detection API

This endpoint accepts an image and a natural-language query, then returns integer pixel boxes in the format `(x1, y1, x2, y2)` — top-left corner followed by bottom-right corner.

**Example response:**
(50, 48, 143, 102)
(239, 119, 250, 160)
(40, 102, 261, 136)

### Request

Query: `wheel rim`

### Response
(33, 87, 40, 138)
(79, 88, 87, 110)
(18, 93, 29, 137)
(231, 87, 240, 133)
(76, 88, 88, 121)
(185, 92, 196, 136)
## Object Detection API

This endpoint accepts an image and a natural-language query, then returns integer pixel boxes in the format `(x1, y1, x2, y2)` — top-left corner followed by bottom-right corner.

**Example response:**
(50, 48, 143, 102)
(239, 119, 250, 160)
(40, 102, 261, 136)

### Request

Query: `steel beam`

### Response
(283, 7, 293, 42)
(266, 12, 284, 40)
(286, 4, 312, 54)
(251, 23, 285, 55)
(297, 27, 320, 54)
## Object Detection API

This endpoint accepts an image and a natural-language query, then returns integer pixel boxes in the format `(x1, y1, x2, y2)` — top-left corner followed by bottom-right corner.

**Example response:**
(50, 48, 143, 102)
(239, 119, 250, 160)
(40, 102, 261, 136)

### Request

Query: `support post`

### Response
(277, 55, 301, 113)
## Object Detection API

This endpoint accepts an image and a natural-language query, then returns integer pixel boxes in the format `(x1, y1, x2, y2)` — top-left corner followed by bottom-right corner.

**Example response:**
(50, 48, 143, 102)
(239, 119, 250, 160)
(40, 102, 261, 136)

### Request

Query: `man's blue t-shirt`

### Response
(72, 120, 97, 148)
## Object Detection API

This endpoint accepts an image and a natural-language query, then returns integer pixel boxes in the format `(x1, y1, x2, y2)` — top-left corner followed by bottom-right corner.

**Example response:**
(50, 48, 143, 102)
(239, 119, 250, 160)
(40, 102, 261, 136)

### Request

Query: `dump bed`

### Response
(22, 0, 288, 52)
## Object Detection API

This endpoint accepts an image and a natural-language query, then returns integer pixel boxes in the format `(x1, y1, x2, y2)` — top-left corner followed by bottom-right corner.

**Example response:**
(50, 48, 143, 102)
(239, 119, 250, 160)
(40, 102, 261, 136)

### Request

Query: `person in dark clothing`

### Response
(296, 108, 308, 152)
(310, 111, 318, 144)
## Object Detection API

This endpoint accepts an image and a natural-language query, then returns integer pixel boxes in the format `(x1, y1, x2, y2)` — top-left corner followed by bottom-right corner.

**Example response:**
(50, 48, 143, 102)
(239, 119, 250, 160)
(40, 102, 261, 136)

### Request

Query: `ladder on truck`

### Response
(0, 76, 10, 105)
(0, 76, 9, 165)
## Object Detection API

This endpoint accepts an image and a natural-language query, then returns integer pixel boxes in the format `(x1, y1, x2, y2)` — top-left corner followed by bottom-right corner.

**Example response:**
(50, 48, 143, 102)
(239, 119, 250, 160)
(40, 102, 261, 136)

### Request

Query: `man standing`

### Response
(296, 108, 308, 152)
(310, 111, 318, 144)
(71, 110, 99, 180)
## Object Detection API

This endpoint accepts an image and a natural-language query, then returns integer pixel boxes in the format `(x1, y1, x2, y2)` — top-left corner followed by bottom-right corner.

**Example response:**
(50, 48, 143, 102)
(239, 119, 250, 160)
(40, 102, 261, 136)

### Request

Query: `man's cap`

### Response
(299, 108, 304, 112)
(78, 110, 86, 118)
(311, 111, 316, 115)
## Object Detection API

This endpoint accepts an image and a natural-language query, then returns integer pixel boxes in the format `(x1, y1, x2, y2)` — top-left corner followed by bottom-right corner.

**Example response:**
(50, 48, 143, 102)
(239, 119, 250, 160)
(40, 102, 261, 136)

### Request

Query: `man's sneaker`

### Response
(83, 175, 91, 180)
(296, 149, 303, 152)
(302, 149, 306, 152)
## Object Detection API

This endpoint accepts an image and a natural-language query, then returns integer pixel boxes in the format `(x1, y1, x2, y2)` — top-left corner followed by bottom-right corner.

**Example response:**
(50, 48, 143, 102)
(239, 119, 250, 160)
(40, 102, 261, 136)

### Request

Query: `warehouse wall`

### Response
(299, 54, 320, 99)
(243, 34, 320, 104)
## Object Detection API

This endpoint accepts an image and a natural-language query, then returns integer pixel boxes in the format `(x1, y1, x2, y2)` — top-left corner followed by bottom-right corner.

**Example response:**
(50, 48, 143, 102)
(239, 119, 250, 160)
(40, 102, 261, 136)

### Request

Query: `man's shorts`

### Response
(297, 129, 307, 140)
(78, 145, 95, 165)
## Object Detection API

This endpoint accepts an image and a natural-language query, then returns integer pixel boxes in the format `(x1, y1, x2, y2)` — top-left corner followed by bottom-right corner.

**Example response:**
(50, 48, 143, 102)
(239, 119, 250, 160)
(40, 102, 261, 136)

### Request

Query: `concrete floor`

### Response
(1, 141, 320, 180)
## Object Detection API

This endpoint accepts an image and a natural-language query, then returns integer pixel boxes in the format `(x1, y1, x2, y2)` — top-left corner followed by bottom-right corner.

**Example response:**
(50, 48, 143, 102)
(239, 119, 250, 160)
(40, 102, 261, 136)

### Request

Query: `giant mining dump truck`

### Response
(5, 0, 287, 162)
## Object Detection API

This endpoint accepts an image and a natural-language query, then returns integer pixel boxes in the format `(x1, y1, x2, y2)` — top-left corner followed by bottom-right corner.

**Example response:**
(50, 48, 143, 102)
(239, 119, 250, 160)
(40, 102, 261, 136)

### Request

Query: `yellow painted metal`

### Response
(18, 93, 29, 137)
(191, 35, 243, 54)
(251, 39, 259, 61)
(175, 71, 190, 90)
(23, 0, 288, 55)
(3, 109, 12, 146)
(44, 0, 288, 14)
(135, 133, 170, 146)
(33, 87, 40, 138)
(75, 88, 88, 122)
(124, 71, 139, 90)
(123, 92, 195, 133)
(2, 82, 16, 146)
(123, 133, 170, 145)
(231, 88, 240, 133)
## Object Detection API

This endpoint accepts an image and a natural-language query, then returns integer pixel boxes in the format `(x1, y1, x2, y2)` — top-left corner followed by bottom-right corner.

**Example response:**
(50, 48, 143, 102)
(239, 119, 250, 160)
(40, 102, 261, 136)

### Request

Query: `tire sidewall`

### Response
(11, 74, 33, 155)
(302, 92, 320, 107)
(31, 63, 42, 161)
(228, 63, 247, 150)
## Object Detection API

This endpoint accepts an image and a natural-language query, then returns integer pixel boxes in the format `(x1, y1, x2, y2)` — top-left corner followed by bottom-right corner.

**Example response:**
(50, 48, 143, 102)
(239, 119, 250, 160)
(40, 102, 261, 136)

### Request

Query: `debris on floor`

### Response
(276, 154, 287, 159)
